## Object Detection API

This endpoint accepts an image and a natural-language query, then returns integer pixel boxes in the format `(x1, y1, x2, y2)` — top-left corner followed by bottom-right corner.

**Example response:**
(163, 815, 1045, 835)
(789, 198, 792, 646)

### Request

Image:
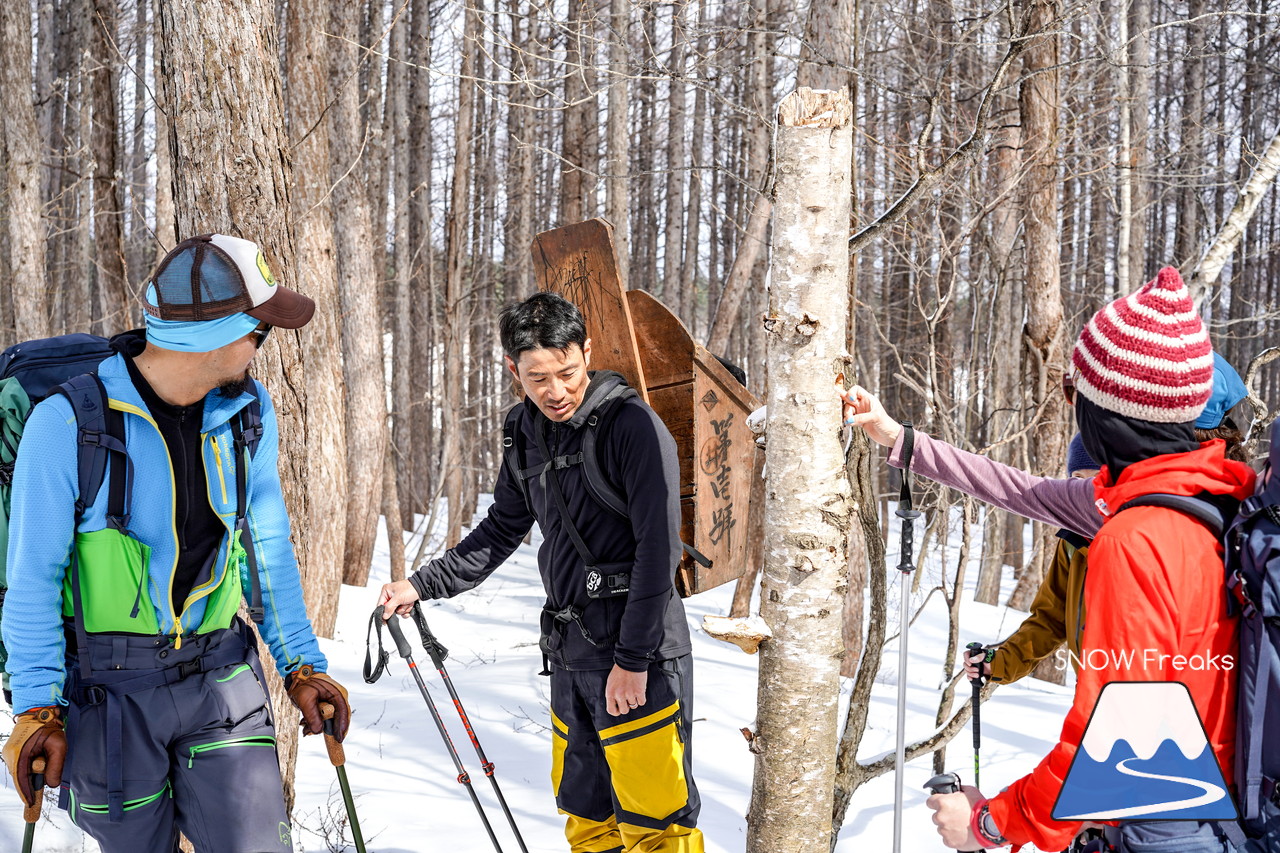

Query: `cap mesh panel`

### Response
(154, 250, 196, 305)
(197, 249, 245, 303)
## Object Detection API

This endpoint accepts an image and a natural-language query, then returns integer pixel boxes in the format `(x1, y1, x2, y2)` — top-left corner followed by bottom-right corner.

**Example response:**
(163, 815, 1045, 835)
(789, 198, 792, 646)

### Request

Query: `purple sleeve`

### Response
(887, 430, 1102, 538)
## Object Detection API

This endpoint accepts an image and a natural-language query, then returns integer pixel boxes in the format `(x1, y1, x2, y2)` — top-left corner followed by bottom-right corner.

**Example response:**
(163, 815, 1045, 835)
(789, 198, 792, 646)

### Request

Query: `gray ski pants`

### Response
(61, 623, 292, 852)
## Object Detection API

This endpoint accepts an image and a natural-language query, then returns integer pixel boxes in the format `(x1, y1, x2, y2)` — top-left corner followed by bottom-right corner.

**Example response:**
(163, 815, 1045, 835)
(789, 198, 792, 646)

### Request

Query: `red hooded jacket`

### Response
(987, 440, 1255, 851)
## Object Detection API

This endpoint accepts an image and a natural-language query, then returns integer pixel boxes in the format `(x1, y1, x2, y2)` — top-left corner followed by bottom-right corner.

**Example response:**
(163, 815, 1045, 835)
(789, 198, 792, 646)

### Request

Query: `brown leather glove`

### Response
(2, 706, 67, 807)
(286, 665, 350, 742)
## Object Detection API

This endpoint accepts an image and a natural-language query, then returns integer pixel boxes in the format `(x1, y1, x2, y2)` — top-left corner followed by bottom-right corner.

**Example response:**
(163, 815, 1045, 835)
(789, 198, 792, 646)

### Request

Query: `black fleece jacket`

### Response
(409, 372, 691, 671)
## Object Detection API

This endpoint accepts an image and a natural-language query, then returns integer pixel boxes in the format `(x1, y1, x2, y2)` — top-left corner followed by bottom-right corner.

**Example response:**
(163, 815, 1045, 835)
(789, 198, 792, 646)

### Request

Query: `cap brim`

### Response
(246, 285, 315, 329)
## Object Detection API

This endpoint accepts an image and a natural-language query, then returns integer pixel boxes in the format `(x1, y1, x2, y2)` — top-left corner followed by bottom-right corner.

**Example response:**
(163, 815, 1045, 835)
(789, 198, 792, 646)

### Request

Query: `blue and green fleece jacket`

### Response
(2, 353, 326, 713)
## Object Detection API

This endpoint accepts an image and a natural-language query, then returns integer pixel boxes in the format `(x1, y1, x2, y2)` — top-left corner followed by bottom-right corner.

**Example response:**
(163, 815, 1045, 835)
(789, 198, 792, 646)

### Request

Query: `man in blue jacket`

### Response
(379, 292, 703, 852)
(1, 234, 351, 852)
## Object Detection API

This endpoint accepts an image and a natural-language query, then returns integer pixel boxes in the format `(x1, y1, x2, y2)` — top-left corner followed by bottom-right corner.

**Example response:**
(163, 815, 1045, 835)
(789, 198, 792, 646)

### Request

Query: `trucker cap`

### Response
(142, 234, 315, 328)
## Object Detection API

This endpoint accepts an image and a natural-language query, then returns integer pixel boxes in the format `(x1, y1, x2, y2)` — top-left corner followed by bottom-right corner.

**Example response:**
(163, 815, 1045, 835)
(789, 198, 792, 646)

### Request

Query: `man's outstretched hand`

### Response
(841, 385, 902, 448)
(377, 579, 421, 620)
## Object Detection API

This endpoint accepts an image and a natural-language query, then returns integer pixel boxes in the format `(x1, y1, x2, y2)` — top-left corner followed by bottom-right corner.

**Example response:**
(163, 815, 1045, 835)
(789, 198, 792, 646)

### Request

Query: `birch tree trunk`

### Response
(748, 87, 854, 853)
(1188, 125, 1280, 305)
(1, 0, 51, 340)
(330, 0, 388, 586)
(285, 0, 347, 636)
(156, 0, 314, 808)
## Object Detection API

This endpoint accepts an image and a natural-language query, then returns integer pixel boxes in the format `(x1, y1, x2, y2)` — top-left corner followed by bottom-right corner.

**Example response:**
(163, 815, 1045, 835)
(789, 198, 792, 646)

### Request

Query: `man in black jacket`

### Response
(379, 293, 702, 853)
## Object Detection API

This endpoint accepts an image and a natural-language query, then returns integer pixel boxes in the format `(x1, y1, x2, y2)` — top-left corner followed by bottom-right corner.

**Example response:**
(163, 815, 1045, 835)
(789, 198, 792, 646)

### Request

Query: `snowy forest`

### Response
(1, 0, 1279, 850)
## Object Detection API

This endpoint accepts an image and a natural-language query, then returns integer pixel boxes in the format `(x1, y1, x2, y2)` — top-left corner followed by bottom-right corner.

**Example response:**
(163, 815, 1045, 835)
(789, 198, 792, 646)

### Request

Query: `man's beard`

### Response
(217, 369, 252, 398)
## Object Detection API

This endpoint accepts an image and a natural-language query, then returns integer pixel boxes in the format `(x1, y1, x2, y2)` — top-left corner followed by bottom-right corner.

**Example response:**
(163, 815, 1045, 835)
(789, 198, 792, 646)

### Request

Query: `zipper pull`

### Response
(129, 567, 146, 619)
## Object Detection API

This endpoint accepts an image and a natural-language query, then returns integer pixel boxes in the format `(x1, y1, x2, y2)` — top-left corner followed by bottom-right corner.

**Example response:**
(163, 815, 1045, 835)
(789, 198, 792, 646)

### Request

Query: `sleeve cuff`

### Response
(887, 428, 907, 468)
(970, 799, 1008, 849)
(408, 571, 431, 601)
(613, 651, 654, 673)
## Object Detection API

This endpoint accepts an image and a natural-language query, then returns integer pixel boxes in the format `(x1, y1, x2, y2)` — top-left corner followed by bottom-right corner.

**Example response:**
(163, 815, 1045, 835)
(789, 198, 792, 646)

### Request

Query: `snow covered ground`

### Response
(0, 498, 1073, 852)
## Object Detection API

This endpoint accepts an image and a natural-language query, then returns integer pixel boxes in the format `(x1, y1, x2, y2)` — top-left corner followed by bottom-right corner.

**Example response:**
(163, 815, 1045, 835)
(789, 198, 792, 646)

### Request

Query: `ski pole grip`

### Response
(923, 773, 981, 853)
(24, 757, 46, 823)
(383, 608, 415, 659)
(319, 702, 346, 767)
(925, 771, 962, 795)
(965, 642, 990, 683)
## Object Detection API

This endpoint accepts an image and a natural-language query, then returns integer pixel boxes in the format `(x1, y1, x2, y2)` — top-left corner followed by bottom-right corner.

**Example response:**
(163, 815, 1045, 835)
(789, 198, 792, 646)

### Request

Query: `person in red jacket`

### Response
(920, 268, 1254, 852)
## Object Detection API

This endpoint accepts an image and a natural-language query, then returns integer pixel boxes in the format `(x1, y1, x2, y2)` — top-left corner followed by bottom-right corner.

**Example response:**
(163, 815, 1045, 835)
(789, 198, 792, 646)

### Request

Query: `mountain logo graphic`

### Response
(1052, 681, 1238, 822)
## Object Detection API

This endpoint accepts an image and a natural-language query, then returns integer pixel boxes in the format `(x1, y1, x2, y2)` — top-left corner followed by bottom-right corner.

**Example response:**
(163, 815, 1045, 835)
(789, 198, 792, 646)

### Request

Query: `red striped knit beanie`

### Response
(1070, 266, 1213, 423)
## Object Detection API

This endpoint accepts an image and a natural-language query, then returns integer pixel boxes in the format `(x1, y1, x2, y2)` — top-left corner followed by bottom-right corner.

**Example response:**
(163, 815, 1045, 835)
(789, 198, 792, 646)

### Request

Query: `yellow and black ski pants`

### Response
(550, 655, 703, 853)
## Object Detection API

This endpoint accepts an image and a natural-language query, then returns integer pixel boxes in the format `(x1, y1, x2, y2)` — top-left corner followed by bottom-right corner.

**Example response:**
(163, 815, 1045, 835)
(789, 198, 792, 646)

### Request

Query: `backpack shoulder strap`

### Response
(1115, 493, 1230, 539)
(52, 372, 128, 683)
(229, 388, 266, 624)
(234, 392, 264, 458)
(1116, 493, 1229, 538)
(580, 385, 637, 520)
(502, 403, 536, 518)
(580, 386, 713, 570)
(53, 374, 128, 528)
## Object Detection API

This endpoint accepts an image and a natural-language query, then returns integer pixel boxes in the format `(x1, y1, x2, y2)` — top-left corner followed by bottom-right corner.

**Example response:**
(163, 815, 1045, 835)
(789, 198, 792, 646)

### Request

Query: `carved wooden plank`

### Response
(626, 288, 696, 389)
(626, 289, 761, 595)
(532, 218, 648, 400)
(684, 362, 760, 594)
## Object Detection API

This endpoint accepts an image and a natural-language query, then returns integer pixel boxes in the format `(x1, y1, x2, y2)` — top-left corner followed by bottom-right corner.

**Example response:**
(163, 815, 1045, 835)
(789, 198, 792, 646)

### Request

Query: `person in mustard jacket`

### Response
(964, 435, 1098, 687)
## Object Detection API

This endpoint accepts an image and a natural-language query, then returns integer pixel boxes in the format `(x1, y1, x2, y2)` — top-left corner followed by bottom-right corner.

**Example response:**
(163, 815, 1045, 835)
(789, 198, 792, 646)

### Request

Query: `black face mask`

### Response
(1074, 395, 1199, 483)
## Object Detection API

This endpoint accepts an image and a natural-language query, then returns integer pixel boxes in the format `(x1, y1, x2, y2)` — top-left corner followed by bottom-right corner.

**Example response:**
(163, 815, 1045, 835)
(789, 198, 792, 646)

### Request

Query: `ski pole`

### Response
(21, 757, 46, 853)
(408, 602, 529, 853)
(381, 606, 505, 852)
(893, 424, 921, 853)
(319, 702, 367, 853)
(965, 641, 989, 790)
(924, 773, 980, 853)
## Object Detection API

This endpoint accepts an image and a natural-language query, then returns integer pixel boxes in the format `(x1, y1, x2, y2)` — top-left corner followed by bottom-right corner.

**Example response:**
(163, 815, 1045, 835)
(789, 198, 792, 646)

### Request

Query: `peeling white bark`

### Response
(747, 88, 855, 853)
